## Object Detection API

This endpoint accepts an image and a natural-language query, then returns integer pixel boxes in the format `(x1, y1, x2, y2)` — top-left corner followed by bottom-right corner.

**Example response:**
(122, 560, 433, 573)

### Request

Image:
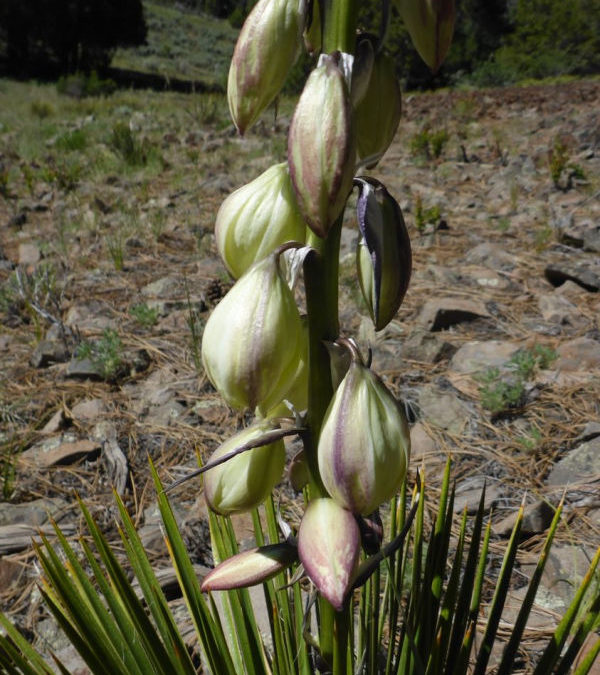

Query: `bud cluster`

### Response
(195, 0, 455, 620)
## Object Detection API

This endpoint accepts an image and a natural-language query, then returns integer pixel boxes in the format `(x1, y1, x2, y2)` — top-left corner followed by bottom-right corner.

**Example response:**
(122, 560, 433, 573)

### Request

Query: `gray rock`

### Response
(18, 242, 41, 265)
(30, 339, 69, 368)
(71, 398, 107, 422)
(453, 476, 502, 514)
(417, 297, 490, 331)
(555, 337, 600, 372)
(546, 437, 600, 486)
(418, 384, 470, 434)
(66, 357, 103, 379)
(141, 275, 184, 298)
(537, 292, 578, 324)
(144, 400, 186, 427)
(18, 434, 101, 468)
(401, 330, 455, 363)
(493, 500, 555, 538)
(583, 224, 600, 253)
(463, 242, 517, 271)
(0, 497, 68, 527)
(575, 421, 600, 443)
(449, 340, 519, 375)
(545, 262, 600, 292)
(64, 301, 117, 331)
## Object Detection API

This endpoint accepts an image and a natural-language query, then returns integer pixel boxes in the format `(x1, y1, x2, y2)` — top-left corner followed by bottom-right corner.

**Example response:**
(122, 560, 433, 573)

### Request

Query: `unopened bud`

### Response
(355, 177, 412, 331)
(201, 542, 297, 591)
(354, 51, 401, 168)
(201, 251, 304, 413)
(318, 343, 409, 515)
(297, 498, 360, 611)
(204, 421, 286, 515)
(228, 0, 306, 134)
(396, 0, 456, 72)
(216, 163, 306, 279)
(288, 52, 356, 238)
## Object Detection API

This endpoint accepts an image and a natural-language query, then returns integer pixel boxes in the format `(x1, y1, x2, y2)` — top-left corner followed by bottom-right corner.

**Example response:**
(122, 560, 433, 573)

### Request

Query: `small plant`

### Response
(518, 426, 543, 451)
(410, 126, 449, 159)
(414, 193, 441, 233)
(30, 100, 55, 119)
(76, 328, 124, 380)
(106, 234, 125, 271)
(549, 137, 587, 190)
(478, 346, 557, 415)
(55, 128, 87, 152)
(109, 122, 147, 166)
(534, 222, 554, 252)
(130, 302, 159, 329)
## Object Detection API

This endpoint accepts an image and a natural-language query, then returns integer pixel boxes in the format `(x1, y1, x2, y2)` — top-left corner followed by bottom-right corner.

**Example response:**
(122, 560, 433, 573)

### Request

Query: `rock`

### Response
(141, 275, 184, 298)
(417, 297, 490, 331)
(41, 408, 68, 433)
(583, 224, 600, 253)
(449, 340, 519, 374)
(493, 500, 555, 538)
(575, 421, 600, 442)
(545, 263, 600, 292)
(418, 384, 470, 434)
(93, 422, 128, 495)
(463, 242, 516, 271)
(401, 330, 455, 363)
(546, 437, 600, 486)
(18, 242, 41, 265)
(0, 497, 68, 527)
(29, 339, 69, 368)
(458, 265, 512, 291)
(410, 422, 442, 467)
(66, 357, 103, 379)
(537, 292, 578, 324)
(144, 400, 186, 427)
(555, 337, 600, 371)
(71, 398, 107, 422)
(453, 476, 502, 514)
(64, 301, 117, 331)
(0, 522, 76, 555)
(18, 435, 101, 468)
(554, 279, 590, 299)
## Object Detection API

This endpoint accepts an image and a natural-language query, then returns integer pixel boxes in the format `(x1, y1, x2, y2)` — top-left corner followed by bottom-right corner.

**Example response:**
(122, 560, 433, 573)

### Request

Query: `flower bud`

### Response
(355, 177, 412, 331)
(318, 346, 410, 515)
(201, 542, 297, 591)
(354, 51, 401, 169)
(228, 0, 306, 135)
(215, 163, 306, 279)
(297, 498, 360, 611)
(288, 52, 356, 238)
(203, 421, 286, 515)
(396, 0, 456, 73)
(201, 251, 304, 413)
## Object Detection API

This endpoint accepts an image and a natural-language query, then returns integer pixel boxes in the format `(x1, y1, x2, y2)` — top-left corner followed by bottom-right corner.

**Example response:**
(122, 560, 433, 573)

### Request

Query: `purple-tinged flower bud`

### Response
(204, 421, 286, 515)
(395, 0, 456, 73)
(318, 342, 410, 515)
(201, 542, 297, 591)
(288, 52, 356, 239)
(228, 0, 306, 135)
(354, 51, 401, 169)
(215, 163, 306, 279)
(201, 250, 304, 413)
(297, 498, 360, 611)
(355, 177, 412, 331)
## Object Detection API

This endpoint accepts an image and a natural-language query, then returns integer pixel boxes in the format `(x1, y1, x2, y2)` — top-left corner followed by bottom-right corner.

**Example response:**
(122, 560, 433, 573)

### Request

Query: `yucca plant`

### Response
(2, 0, 600, 673)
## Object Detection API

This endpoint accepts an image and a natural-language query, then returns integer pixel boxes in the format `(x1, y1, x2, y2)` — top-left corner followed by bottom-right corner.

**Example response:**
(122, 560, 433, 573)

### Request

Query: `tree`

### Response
(0, 0, 147, 78)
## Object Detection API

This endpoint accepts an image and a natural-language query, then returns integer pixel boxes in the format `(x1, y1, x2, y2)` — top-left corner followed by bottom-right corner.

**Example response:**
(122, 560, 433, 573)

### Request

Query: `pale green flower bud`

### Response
(201, 542, 297, 591)
(395, 0, 456, 72)
(228, 0, 306, 135)
(203, 421, 286, 515)
(201, 251, 304, 413)
(215, 163, 306, 279)
(288, 52, 356, 238)
(318, 343, 410, 515)
(355, 177, 412, 331)
(297, 498, 360, 611)
(354, 51, 402, 169)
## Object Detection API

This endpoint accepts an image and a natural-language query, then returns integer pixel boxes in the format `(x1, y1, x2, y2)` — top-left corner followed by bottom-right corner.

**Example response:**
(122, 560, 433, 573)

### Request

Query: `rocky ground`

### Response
(0, 77, 599, 669)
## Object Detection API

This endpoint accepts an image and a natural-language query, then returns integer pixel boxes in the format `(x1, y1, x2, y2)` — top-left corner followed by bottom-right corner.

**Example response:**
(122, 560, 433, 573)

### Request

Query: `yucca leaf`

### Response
(572, 636, 600, 675)
(496, 497, 563, 675)
(443, 483, 487, 675)
(0, 613, 56, 675)
(472, 498, 524, 675)
(533, 545, 600, 675)
(152, 461, 237, 675)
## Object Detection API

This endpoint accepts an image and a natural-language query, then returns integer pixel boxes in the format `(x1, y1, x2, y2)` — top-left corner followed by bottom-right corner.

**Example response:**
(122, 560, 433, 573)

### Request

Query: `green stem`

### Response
(321, 0, 358, 53)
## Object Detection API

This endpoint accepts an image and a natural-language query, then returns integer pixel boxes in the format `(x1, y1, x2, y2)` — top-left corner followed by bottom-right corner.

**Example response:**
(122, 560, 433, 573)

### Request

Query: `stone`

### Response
(555, 337, 600, 371)
(401, 330, 455, 364)
(29, 339, 69, 368)
(453, 476, 502, 514)
(546, 437, 600, 486)
(575, 421, 600, 442)
(463, 242, 516, 271)
(458, 265, 512, 290)
(449, 340, 519, 375)
(18, 242, 41, 265)
(417, 298, 490, 331)
(141, 275, 184, 298)
(418, 384, 470, 434)
(71, 398, 107, 422)
(537, 292, 578, 324)
(66, 357, 103, 379)
(18, 435, 101, 468)
(409, 422, 442, 467)
(493, 500, 555, 538)
(64, 301, 117, 331)
(93, 422, 128, 495)
(0, 522, 76, 555)
(41, 409, 68, 433)
(583, 224, 600, 253)
(144, 400, 186, 427)
(0, 497, 68, 527)
(545, 263, 600, 292)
